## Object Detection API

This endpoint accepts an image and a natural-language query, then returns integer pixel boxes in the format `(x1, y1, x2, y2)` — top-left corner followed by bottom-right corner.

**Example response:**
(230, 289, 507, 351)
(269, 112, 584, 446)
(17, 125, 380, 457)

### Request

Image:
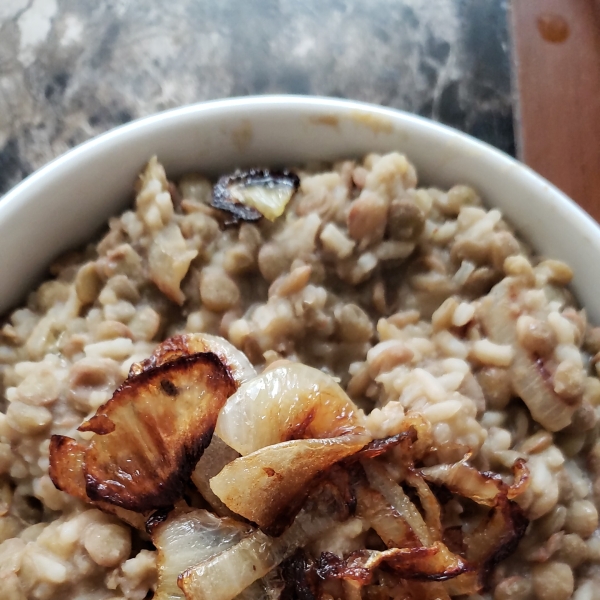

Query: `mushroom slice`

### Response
(130, 333, 256, 387)
(209, 434, 371, 535)
(212, 169, 300, 222)
(215, 363, 368, 456)
(179, 502, 338, 600)
(48, 435, 147, 530)
(151, 507, 251, 600)
(81, 352, 236, 511)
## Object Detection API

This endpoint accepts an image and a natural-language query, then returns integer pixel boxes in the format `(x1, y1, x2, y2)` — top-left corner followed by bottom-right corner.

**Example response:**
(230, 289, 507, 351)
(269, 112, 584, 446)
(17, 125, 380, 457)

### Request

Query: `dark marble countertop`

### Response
(0, 0, 513, 196)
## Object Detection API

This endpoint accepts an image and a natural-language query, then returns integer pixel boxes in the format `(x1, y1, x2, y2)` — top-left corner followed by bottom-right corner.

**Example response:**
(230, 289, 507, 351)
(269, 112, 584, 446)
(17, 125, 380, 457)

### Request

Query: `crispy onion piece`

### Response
(419, 456, 530, 588)
(211, 169, 300, 222)
(405, 471, 443, 542)
(317, 543, 470, 584)
(80, 352, 236, 511)
(48, 435, 147, 531)
(509, 457, 530, 500)
(191, 436, 240, 519)
(130, 333, 256, 386)
(215, 363, 367, 456)
(151, 507, 251, 600)
(210, 434, 370, 535)
(420, 457, 530, 507)
(353, 427, 418, 461)
(279, 550, 319, 600)
(464, 499, 529, 588)
(178, 504, 337, 600)
(481, 278, 578, 431)
(355, 485, 416, 548)
(362, 460, 432, 546)
(419, 456, 530, 590)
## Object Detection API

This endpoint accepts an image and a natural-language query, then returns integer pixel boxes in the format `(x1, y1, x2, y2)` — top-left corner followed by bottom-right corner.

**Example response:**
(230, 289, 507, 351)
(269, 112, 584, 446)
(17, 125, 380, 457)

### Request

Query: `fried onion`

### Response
(81, 352, 236, 511)
(179, 502, 338, 600)
(129, 333, 256, 386)
(48, 435, 147, 531)
(151, 507, 251, 600)
(215, 363, 367, 456)
(210, 434, 370, 534)
(316, 543, 470, 584)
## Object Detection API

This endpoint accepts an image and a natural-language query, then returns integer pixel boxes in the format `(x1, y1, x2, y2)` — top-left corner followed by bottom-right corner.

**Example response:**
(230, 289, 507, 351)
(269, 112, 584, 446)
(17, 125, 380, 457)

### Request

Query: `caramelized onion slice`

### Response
(420, 457, 530, 507)
(48, 435, 146, 530)
(81, 352, 236, 511)
(216, 363, 367, 456)
(130, 333, 256, 386)
(355, 484, 416, 548)
(49, 436, 87, 501)
(481, 278, 577, 431)
(362, 460, 432, 546)
(353, 427, 417, 461)
(317, 542, 470, 584)
(179, 505, 336, 600)
(191, 436, 240, 519)
(405, 472, 443, 542)
(464, 499, 529, 584)
(420, 459, 502, 507)
(152, 508, 251, 600)
(508, 458, 530, 500)
(210, 434, 370, 535)
(212, 169, 300, 222)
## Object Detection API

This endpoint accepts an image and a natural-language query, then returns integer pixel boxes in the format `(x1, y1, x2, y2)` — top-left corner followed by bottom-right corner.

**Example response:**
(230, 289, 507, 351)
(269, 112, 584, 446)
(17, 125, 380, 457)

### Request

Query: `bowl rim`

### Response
(3, 94, 600, 320)
(1, 94, 598, 238)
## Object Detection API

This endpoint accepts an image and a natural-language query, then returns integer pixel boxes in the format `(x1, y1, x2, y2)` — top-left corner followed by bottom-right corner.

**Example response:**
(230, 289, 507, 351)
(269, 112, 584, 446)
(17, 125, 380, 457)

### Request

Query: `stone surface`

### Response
(0, 0, 513, 195)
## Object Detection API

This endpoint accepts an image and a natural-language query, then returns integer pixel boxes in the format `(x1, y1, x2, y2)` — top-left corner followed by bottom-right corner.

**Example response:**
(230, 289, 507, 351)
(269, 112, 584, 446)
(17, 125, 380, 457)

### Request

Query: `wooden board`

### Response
(511, 0, 600, 222)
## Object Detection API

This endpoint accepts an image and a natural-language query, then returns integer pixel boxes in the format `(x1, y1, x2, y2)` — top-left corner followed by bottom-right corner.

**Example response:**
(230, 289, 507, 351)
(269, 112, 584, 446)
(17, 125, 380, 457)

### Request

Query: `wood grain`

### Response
(511, 0, 600, 221)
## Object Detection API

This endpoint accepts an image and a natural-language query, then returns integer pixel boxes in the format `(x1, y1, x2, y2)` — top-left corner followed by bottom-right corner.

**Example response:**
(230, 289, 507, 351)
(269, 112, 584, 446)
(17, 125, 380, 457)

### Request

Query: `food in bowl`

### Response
(1, 151, 599, 600)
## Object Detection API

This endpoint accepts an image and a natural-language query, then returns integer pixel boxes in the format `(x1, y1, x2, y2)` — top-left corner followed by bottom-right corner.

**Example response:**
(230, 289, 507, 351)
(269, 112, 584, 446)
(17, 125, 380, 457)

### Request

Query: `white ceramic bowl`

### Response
(1, 95, 599, 320)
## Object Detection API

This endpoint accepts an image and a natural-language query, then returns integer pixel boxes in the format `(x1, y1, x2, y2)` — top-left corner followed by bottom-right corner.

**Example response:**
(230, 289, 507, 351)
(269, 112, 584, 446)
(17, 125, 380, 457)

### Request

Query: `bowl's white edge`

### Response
(1, 95, 600, 319)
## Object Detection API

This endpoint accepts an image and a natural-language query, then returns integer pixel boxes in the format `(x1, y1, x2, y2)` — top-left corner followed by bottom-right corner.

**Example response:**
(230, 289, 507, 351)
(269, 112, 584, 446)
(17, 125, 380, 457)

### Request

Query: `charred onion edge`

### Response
(348, 428, 418, 462)
(316, 543, 471, 585)
(210, 435, 369, 537)
(145, 506, 174, 535)
(48, 435, 88, 499)
(419, 456, 530, 590)
(128, 333, 253, 388)
(280, 550, 319, 599)
(82, 352, 235, 511)
(48, 434, 148, 531)
(211, 168, 300, 222)
(78, 414, 115, 434)
(480, 500, 529, 588)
